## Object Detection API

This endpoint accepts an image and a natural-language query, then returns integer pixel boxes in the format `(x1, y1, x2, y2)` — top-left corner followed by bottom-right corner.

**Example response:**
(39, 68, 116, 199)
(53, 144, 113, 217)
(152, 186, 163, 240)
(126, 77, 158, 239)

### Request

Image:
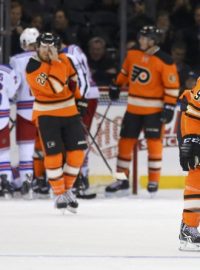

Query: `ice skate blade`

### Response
(60, 208, 66, 215)
(66, 205, 77, 214)
(37, 193, 51, 200)
(12, 191, 22, 199)
(22, 192, 33, 200)
(179, 240, 200, 251)
(149, 191, 158, 199)
(105, 189, 130, 198)
(4, 193, 13, 200)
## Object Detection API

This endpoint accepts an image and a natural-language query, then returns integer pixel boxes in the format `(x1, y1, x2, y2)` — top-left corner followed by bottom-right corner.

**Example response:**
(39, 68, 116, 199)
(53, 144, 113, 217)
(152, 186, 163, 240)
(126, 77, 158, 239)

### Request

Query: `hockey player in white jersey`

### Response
(9, 28, 39, 196)
(61, 44, 99, 198)
(0, 65, 20, 197)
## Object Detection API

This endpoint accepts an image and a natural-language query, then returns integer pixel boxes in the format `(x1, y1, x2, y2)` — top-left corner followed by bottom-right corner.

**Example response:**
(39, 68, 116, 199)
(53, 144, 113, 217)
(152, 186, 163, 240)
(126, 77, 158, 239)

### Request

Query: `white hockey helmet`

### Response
(20, 27, 40, 51)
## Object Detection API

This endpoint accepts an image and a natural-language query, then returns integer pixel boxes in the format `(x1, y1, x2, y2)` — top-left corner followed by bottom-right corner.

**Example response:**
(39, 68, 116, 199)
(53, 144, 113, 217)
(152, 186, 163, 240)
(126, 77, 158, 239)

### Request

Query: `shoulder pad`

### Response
(154, 50, 173, 65)
(26, 57, 41, 74)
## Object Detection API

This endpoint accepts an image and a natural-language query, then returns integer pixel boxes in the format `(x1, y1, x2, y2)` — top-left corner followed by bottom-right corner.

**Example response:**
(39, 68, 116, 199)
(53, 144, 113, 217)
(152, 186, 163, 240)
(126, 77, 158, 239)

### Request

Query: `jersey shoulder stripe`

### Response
(26, 57, 41, 74)
(154, 50, 173, 65)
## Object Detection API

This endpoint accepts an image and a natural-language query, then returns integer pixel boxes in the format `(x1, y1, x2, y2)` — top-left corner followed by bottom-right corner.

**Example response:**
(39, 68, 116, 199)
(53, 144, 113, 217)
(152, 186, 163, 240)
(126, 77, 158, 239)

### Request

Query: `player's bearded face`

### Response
(138, 35, 154, 51)
(37, 45, 51, 62)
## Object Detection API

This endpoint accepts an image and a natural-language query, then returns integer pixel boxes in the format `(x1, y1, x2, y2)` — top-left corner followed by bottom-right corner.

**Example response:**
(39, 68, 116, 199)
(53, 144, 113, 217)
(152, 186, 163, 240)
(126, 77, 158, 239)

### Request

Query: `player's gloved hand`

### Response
(179, 135, 200, 171)
(160, 103, 175, 124)
(76, 98, 88, 117)
(109, 84, 120, 101)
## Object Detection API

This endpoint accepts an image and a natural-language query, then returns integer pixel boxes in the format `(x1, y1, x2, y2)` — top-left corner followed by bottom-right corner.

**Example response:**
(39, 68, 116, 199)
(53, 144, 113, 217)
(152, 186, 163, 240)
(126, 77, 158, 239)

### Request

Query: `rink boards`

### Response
(89, 100, 186, 189)
(10, 100, 186, 189)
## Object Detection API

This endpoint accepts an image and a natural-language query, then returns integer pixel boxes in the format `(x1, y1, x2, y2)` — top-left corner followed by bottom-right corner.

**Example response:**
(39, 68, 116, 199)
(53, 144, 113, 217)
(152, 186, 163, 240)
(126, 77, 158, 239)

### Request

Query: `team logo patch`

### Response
(47, 141, 56, 148)
(168, 74, 176, 83)
(131, 65, 150, 84)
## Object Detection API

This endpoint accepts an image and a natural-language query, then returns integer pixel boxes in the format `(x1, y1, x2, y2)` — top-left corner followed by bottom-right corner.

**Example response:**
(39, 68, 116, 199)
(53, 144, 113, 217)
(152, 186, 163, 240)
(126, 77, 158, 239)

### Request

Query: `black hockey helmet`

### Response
(139, 25, 162, 44)
(36, 32, 61, 50)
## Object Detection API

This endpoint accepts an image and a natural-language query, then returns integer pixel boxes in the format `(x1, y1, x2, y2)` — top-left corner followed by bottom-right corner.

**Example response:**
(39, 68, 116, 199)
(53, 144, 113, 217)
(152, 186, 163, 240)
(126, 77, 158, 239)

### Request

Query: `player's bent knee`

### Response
(44, 153, 63, 169)
(66, 150, 85, 167)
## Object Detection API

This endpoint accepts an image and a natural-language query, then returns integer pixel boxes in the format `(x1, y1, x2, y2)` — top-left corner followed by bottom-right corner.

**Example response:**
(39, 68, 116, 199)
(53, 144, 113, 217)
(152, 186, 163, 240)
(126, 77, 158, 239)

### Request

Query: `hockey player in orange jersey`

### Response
(105, 25, 180, 195)
(26, 33, 87, 212)
(178, 76, 200, 251)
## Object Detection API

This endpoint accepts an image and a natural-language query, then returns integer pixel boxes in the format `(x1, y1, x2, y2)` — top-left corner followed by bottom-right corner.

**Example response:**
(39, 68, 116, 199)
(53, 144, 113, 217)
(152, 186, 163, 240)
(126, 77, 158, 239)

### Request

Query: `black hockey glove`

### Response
(76, 98, 88, 117)
(160, 103, 175, 124)
(179, 135, 200, 171)
(109, 84, 120, 101)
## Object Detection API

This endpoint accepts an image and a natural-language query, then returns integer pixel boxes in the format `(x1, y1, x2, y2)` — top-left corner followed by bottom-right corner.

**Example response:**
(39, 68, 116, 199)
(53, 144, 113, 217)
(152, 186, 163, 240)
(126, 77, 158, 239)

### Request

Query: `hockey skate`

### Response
(55, 194, 68, 214)
(179, 222, 200, 251)
(64, 189, 79, 214)
(20, 174, 33, 199)
(73, 174, 96, 199)
(32, 176, 50, 199)
(105, 173, 130, 197)
(147, 181, 158, 197)
(0, 181, 3, 197)
(0, 174, 14, 198)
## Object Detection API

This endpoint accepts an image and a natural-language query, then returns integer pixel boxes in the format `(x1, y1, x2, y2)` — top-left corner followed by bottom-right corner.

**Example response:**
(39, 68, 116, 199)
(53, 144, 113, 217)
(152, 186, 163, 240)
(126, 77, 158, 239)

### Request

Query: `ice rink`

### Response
(0, 189, 200, 270)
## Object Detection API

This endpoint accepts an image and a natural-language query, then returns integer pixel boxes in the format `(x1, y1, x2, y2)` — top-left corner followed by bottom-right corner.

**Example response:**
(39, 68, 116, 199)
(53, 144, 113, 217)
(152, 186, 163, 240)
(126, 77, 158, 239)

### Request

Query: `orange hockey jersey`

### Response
(26, 52, 81, 121)
(181, 78, 200, 136)
(116, 47, 180, 115)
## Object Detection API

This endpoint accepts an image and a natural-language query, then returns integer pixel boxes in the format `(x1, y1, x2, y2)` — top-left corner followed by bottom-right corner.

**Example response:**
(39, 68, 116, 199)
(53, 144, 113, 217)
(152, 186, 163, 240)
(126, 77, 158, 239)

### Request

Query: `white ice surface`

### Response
(0, 190, 200, 270)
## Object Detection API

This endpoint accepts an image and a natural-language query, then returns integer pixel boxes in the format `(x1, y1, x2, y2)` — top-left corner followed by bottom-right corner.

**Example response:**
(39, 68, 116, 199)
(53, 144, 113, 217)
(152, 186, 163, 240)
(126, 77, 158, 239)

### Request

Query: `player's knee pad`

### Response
(118, 138, 137, 158)
(44, 153, 63, 169)
(147, 138, 163, 157)
(66, 150, 85, 167)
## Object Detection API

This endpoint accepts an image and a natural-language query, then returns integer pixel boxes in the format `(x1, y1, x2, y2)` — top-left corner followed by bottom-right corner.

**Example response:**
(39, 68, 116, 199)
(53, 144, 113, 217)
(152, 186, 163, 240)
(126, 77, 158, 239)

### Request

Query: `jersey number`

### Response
(36, 73, 47, 85)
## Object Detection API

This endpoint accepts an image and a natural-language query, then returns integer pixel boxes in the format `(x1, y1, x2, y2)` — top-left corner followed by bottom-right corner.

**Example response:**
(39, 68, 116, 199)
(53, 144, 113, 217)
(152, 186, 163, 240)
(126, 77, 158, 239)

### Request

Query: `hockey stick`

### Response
(83, 124, 113, 174)
(74, 100, 113, 198)
(82, 124, 126, 182)
(9, 117, 16, 132)
(92, 99, 112, 141)
(95, 111, 121, 127)
(81, 99, 112, 161)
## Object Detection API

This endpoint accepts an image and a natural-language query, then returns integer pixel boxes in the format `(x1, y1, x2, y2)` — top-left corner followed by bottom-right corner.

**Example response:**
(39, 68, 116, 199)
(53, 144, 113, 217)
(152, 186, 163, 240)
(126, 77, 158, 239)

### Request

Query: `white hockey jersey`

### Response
(0, 65, 21, 130)
(62, 45, 99, 99)
(10, 51, 36, 121)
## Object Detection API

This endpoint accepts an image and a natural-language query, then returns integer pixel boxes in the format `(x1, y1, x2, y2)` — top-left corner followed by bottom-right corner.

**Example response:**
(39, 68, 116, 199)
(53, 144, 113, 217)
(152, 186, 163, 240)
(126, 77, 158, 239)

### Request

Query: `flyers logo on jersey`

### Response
(194, 90, 200, 101)
(131, 65, 150, 84)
